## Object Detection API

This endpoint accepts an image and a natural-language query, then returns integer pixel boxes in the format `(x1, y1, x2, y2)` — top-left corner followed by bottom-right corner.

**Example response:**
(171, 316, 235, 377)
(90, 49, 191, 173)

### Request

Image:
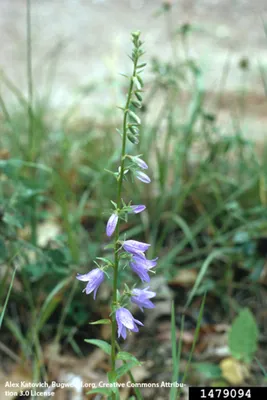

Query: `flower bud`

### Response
(136, 171, 151, 183)
(131, 100, 142, 108)
(130, 205, 146, 214)
(106, 213, 118, 237)
(129, 110, 141, 124)
(129, 125, 139, 135)
(132, 156, 148, 169)
(127, 132, 139, 144)
(135, 92, 143, 102)
(131, 31, 141, 39)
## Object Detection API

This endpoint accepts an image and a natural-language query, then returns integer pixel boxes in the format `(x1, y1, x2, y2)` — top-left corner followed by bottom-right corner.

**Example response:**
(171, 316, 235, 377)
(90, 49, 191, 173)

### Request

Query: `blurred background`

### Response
(0, 0, 267, 399)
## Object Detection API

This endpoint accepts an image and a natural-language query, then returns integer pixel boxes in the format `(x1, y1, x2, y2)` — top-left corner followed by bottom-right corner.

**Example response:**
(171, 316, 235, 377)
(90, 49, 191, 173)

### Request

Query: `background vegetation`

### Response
(0, 1, 267, 399)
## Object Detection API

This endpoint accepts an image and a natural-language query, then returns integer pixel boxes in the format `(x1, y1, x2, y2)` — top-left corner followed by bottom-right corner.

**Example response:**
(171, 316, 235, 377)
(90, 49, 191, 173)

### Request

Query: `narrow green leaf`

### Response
(166, 213, 198, 252)
(117, 351, 141, 365)
(255, 357, 267, 377)
(0, 267, 17, 329)
(87, 388, 112, 396)
(186, 249, 227, 308)
(96, 257, 113, 266)
(0, 237, 7, 262)
(170, 313, 185, 400)
(104, 242, 117, 250)
(182, 294, 206, 386)
(137, 62, 147, 69)
(171, 301, 177, 373)
(37, 276, 72, 331)
(84, 339, 111, 355)
(116, 360, 139, 379)
(5, 317, 30, 358)
(89, 319, 111, 325)
(119, 73, 129, 79)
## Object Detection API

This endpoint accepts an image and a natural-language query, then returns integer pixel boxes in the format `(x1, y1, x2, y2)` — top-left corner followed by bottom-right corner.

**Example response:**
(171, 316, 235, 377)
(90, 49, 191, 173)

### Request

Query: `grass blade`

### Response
(0, 267, 17, 329)
(185, 249, 230, 308)
(177, 294, 206, 399)
(170, 304, 185, 400)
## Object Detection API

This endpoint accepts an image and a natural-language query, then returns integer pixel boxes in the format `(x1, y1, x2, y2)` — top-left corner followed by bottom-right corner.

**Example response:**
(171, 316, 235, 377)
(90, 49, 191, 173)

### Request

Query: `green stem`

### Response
(110, 57, 138, 393)
(165, 5, 178, 64)
(115, 342, 143, 400)
(27, 0, 34, 158)
(26, 0, 37, 246)
(54, 173, 79, 263)
(55, 278, 78, 344)
(53, 172, 80, 344)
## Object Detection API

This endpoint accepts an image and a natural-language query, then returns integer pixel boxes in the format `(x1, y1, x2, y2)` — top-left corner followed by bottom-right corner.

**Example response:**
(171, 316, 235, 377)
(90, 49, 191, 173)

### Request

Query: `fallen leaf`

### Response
(168, 269, 198, 288)
(0, 149, 10, 160)
(37, 221, 61, 247)
(220, 357, 250, 385)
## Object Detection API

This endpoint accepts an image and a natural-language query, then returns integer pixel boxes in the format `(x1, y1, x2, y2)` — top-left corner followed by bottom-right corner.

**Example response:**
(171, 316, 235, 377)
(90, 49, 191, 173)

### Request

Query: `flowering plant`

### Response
(76, 31, 158, 398)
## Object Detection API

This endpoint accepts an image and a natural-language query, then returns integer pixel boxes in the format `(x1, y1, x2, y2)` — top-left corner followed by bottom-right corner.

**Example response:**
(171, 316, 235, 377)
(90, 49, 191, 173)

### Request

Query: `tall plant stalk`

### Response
(110, 48, 139, 376)
(77, 32, 157, 399)
(26, 0, 37, 245)
(106, 32, 153, 397)
(27, 0, 33, 152)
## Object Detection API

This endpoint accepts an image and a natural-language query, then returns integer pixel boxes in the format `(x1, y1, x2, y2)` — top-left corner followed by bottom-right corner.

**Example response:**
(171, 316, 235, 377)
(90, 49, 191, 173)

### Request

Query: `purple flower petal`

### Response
(76, 272, 94, 282)
(117, 317, 125, 339)
(130, 261, 151, 282)
(132, 287, 156, 299)
(131, 287, 156, 311)
(123, 239, 150, 254)
(120, 325, 127, 339)
(134, 157, 148, 169)
(132, 253, 158, 269)
(130, 254, 158, 282)
(130, 205, 146, 214)
(116, 308, 143, 339)
(135, 171, 151, 184)
(76, 268, 104, 299)
(106, 213, 118, 237)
